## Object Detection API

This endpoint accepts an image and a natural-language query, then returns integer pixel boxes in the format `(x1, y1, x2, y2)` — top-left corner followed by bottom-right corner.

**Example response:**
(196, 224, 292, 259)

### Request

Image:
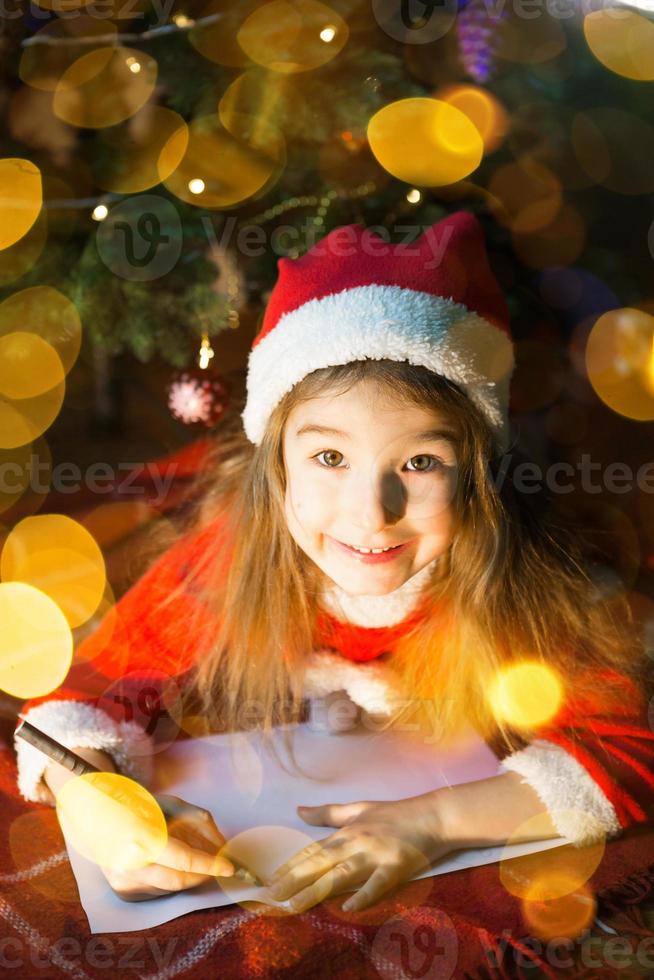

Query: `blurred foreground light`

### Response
(488, 661, 563, 729)
(56, 772, 168, 873)
(0, 581, 72, 698)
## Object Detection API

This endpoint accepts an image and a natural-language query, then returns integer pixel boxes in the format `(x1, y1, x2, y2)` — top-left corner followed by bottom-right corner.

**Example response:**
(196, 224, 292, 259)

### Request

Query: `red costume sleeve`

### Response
(498, 667, 654, 845)
(14, 518, 227, 804)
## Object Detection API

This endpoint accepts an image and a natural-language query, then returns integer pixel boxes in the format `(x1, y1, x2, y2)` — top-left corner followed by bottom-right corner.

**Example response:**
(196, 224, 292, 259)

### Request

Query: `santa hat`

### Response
(242, 210, 515, 453)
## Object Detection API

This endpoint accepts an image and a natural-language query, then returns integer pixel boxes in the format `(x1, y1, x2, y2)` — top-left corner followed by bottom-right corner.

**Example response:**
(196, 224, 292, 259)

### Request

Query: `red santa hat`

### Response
(242, 210, 515, 453)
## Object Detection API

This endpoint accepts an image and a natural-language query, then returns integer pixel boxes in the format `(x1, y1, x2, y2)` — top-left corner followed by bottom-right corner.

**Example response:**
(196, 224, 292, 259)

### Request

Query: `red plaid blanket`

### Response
(2, 716, 653, 980)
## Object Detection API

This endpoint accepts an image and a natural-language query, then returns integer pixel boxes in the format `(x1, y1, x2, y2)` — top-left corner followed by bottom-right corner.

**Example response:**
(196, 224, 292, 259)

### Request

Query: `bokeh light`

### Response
(0, 158, 42, 251)
(585, 307, 654, 420)
(0, 376, 64, 450)
(56, 772, 168, 873)
(584, 9, 654, 82)
(188, 0, 261, 67)
(164, 113, 286, 208)
(0, 333, 65, 400)
(0, 210, 47, 288)
(367, 98, 483, 187)
(0, 286, 83, 377)
(500, 812, 605, 901)
(522, 878, 596, 941)
(219, 69, 309, 142)
(0, 581, 72, 698)
(488, 662, 563, 729)
(511, 203, 586, 270)
(435, 84, 509, 154)
(237, 0, 348, 73)
(93, 105, 189, 194)
(53, 47, 158, 129)
(1, 514, 107, 628)
(497, 10, 567, 65)
(572, 108, 654, 195)
(509, 103, 594, 191)
(19, 17, 119, 92)
(487, 159, 562, 233)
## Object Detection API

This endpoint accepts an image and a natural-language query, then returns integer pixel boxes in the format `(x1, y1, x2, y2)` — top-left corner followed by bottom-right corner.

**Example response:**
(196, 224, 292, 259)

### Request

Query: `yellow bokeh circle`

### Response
(522, 879, 596, 941)
(367, 98, 483, 187)
(0, 333, 65, 399)
(1, 514, 106, 628)
(436, 84, 509, 154)
(0, 379, 64, 451)
(54, 47, 157, 129)
(94, 105, 189, 194)
(584, 10, 654, 82)
(0, 581, 72, 698)
(0, 158, 42, 252)
(500, 811, 605, 901)
(0, 285, 82, 376)
(56, 772, 168, 874)
(19, 17, 119, 92)
(164, 113, 285, 208)
(237, 0, 348, 74)
(585, 307, 654, 421)
(488, 661, 563, 729)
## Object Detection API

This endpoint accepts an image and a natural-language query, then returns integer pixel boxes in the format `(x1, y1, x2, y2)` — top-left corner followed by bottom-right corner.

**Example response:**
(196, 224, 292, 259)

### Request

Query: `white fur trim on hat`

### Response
(302, 649, 404, 717)
(242, 284, 515, 451)
(498, 738, 622, 847)
(15, 700, 155, 806)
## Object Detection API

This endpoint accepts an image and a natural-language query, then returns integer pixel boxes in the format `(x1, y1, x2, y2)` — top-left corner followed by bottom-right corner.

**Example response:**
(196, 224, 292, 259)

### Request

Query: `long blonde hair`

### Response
(158, 359, 650, 769)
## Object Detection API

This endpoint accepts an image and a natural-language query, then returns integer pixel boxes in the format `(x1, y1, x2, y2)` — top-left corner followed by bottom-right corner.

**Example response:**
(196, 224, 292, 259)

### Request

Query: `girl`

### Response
(15, 211, 654, 914)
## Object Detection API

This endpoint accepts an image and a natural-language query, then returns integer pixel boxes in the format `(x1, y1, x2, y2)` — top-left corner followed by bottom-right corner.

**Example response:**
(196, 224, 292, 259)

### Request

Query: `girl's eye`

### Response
(312, 451, 444, 472)
(314, 450, 344, 468)
(406, 454, 443, 473)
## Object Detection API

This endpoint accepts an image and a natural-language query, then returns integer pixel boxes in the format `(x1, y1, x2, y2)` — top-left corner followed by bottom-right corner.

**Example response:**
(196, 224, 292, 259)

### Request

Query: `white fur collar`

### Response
(318, 558, 439, 628)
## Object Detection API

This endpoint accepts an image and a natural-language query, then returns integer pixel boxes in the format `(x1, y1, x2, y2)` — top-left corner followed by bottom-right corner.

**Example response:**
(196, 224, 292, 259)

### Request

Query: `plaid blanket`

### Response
(2, 715, 653, 980)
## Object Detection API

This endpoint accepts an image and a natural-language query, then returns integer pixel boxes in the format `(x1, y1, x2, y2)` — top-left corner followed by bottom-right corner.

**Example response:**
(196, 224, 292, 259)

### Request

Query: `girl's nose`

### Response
(350, 470, 404, 531)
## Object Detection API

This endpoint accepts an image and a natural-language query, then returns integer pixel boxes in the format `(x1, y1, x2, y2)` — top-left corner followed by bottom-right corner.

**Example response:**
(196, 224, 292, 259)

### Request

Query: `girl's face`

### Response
(282, 379, 459, 596)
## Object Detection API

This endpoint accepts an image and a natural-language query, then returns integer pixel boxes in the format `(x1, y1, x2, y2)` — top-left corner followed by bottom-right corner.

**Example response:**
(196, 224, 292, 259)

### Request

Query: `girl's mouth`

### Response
(327, 536, 412, 564)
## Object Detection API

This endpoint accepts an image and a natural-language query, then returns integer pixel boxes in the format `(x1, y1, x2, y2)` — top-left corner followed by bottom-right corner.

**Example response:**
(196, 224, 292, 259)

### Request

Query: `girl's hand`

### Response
(267, 793, 452, 913)
(99, 794, 236, 901)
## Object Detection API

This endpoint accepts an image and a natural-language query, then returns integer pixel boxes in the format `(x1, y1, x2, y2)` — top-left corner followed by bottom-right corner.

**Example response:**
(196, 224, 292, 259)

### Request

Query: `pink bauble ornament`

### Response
(167, 367, 230, 427)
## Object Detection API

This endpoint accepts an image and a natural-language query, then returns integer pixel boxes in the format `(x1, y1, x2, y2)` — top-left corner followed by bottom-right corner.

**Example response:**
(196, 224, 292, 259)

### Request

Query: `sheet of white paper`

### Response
(63, 722, 571, 933)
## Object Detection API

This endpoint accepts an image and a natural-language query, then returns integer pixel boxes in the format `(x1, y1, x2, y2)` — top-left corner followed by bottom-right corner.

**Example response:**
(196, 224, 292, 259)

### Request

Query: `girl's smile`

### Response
(282, 380, 458, 596)
(326, 535, 415, 564)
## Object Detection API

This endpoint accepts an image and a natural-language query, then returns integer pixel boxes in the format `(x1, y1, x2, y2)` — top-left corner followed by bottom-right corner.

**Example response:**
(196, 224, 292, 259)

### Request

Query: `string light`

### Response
(197, 333, 215, 369)
(406, 188, 422, 204)
(172, 13, 195, 27)
(21, 11, 224, 47)
(320, 26, 337, 42)
(91, 204, 109, 221)
(188, 178, 206, 195)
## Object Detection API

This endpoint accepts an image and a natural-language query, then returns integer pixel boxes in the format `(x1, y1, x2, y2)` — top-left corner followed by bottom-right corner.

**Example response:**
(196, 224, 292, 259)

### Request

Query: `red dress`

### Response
(14, 516, 654, 848)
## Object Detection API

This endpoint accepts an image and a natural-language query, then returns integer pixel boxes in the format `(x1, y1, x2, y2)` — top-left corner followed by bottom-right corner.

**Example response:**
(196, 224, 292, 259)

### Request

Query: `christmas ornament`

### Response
(167, 332, 230, 427)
